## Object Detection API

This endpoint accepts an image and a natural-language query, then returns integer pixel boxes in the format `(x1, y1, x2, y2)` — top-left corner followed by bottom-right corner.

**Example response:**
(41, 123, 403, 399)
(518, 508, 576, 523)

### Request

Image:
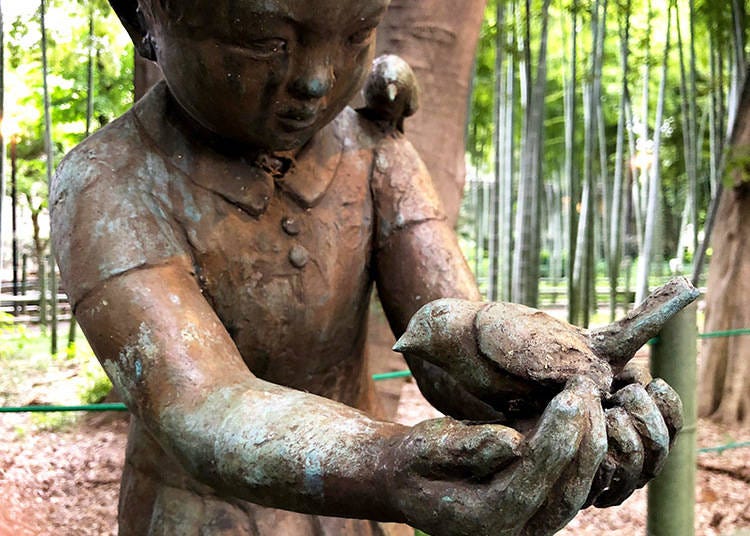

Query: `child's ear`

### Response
(109, 0, 157, 61)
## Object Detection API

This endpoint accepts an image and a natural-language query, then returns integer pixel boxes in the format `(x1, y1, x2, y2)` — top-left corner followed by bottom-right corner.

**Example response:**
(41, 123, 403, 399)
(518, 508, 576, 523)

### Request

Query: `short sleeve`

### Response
(51, 119, 190, 309)
(370, 134, 446, 249)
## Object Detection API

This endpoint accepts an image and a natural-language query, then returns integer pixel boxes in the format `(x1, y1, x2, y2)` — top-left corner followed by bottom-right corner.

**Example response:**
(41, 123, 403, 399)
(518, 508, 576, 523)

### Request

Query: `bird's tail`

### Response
(588, 277, 700, 370)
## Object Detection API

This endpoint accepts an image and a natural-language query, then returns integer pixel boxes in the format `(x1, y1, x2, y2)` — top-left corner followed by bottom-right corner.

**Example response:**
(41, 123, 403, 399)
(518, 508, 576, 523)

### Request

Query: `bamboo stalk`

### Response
(647, 302, 697, 536)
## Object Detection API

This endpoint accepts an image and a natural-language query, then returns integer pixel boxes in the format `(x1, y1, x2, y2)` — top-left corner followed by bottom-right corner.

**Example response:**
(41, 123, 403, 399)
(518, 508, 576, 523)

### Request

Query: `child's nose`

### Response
(289, 62, 334, 100)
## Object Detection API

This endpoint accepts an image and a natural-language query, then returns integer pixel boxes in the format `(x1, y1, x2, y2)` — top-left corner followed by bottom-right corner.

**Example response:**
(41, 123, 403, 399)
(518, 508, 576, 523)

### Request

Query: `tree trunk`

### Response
(608, 0, 631, 321)
(572, 0, 605, 327)
(500, 7, 517, 302)
(376, 0, 487, 225)
(40, 0, 57, 353)
(29, 205, 47, 327)
(699, 68, 750, 425)
(85, 4, 95, 136)
(511, 0, 551, 307)
(636, 4, 671, 305)
(487, 0, 506, 302)
(700, 185, 750, 424)
(565, 0, 579, 323)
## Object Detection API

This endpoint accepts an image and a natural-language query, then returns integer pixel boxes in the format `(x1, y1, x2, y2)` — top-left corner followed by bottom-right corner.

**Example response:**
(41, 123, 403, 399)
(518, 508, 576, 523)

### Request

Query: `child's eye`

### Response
(246, 38, 288, 58)
(348, 27, 376, 46)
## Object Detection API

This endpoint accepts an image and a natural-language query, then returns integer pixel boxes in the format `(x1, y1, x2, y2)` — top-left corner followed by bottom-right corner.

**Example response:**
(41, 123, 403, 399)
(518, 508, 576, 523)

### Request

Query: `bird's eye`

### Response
(348, 27, 376, 46)
(246, 38, 288, 59)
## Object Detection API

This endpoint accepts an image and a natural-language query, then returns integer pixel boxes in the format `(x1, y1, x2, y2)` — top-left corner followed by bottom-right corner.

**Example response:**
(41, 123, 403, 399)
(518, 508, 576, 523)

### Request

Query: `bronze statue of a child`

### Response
(51, 1, 682, 534)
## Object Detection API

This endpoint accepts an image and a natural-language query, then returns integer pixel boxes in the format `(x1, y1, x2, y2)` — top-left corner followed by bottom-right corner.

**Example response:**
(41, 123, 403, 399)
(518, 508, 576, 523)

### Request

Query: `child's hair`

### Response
(136, 0, 187, 25)
(135, 0, 235, 37)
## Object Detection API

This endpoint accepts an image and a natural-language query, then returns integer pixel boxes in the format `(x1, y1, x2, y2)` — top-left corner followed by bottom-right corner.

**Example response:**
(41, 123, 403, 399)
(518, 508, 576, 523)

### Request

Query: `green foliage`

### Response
(76, 355, 113, 404)
(725, 144, 750, 185)
(467, 0, 499, 167)
(29, 411, 77, 431)
(5, 0, 134, 255)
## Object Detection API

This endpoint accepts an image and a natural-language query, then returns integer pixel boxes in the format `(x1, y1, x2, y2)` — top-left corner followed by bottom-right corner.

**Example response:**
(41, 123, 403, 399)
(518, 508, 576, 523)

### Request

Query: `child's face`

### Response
(147, 0, 389, 152)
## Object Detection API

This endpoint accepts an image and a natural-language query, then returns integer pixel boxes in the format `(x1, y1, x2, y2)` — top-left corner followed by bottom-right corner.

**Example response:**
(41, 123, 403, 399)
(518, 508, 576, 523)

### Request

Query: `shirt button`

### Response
(289, 245, 309, 268)
(281, 217, 301, 236)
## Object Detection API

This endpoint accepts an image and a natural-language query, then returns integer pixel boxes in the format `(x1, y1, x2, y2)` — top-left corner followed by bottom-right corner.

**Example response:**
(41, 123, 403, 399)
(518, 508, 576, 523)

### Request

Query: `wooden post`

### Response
(10, 135, 19, 313)
(38, 251, 47, 327)
(647, 302, 697, 536)
(21, 253, 27, 314)
(49, 253, 58, 355)
(67, 318, 77, 358)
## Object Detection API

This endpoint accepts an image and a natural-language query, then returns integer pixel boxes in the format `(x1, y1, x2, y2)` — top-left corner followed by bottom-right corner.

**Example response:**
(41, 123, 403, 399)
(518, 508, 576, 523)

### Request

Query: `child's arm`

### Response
(370, 134, 510, 419)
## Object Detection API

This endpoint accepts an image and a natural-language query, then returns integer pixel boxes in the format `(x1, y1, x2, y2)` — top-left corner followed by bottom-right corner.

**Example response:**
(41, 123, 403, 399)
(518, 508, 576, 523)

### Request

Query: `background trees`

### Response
(467, 0, 737, 310)
(2, 0, 131, 331)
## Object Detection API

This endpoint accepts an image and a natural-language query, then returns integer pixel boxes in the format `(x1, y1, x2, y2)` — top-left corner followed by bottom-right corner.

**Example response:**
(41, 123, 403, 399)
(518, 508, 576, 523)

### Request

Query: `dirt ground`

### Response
(1, 315, 748, 535)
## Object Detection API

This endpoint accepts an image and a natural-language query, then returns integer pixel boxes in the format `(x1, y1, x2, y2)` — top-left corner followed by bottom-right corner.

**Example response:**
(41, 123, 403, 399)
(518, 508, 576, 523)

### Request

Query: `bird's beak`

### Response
(392, 331, 417, 354)
(386, 82, 398, 102)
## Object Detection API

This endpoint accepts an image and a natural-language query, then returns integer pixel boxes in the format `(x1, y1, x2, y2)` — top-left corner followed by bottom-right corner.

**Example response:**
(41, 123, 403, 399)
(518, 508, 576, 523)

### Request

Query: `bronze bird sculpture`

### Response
(357, 54, 420, 132)
(394, 277, 699, 419)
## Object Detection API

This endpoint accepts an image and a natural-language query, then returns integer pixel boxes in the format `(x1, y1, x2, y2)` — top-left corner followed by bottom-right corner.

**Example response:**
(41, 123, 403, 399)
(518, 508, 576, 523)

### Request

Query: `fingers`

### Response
(403, 418, 523, 480)
(591, 408, 645, 507)
(490, 376, 596, 533)
(646, 378, 684, 443)
(589, 380, 680, 508)
(522, 378, 607, 535)
(612, 361, 652, 391)
(610, 383, 670, 486)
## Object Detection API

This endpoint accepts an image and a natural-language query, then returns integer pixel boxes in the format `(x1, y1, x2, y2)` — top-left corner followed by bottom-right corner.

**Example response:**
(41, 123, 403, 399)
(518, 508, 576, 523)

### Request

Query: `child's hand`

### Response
(384, 376, 607, 536)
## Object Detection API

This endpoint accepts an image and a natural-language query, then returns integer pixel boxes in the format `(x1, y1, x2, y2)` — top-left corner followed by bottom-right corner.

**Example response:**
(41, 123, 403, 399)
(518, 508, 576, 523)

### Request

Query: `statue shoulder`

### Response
(52, 110, 186, 307)
(52, 111, 142, 210)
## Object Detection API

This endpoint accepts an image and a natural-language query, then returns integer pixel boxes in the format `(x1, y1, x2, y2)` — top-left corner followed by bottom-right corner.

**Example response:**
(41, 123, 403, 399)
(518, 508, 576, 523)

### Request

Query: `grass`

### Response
(0, 319, 112, 432)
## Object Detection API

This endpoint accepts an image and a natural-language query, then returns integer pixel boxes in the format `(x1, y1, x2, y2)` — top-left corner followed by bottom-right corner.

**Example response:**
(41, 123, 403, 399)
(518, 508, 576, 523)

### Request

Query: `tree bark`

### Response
(511, 0, 551, 308)
(699, 68, 750, 425)
(376, 0, 488, 225)
(487, 0, 507, 302)
(608, 0, 631, 321)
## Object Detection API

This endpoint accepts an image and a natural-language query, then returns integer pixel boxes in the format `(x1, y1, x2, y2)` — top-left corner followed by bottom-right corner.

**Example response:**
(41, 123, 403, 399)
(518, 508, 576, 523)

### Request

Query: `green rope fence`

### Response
(698, 328, 750, 339)
(2, 328, 749, 454)
(0, 403, 128, 413)
(697, 441, 750, 454)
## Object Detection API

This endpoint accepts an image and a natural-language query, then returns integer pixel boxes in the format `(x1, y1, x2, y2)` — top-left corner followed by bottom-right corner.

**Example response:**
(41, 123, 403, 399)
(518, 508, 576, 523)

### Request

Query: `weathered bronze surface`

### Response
(51, 1, 690, 535)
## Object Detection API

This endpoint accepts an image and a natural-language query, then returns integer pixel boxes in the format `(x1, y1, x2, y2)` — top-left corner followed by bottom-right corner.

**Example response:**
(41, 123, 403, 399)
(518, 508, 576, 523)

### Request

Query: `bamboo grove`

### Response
(1, 0, 133, 351)
(465, 0, 747, 327)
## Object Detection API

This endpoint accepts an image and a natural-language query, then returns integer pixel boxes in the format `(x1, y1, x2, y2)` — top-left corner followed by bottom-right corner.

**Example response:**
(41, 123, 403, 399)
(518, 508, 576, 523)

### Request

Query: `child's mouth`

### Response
(276, 108, 319, 131)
